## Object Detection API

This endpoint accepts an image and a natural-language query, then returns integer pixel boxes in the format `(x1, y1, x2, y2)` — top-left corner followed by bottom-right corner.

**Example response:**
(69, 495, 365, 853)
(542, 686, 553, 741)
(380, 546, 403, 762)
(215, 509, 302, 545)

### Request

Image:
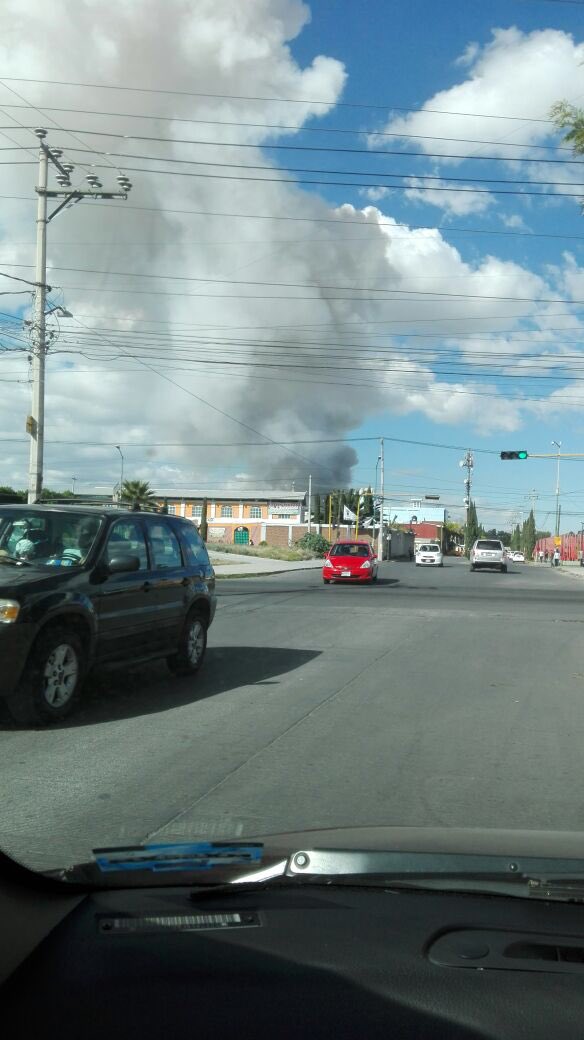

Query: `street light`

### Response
(115, 445, 124, 501)
(552, 440, 561, 537)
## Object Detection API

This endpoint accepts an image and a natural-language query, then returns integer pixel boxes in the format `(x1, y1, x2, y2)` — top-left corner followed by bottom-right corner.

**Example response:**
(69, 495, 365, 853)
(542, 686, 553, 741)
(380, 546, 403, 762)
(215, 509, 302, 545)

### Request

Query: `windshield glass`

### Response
(330, 544, 370, 557)
(0, 0, 582, 884)
(0, 511, 102, 566)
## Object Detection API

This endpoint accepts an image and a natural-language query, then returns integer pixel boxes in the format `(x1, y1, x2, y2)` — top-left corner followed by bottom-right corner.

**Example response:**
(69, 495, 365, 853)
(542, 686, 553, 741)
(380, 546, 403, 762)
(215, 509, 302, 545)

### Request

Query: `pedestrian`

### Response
(544, 551, 548, 563)
(539, 550, 544, 564)
(554, 547, 561, 567)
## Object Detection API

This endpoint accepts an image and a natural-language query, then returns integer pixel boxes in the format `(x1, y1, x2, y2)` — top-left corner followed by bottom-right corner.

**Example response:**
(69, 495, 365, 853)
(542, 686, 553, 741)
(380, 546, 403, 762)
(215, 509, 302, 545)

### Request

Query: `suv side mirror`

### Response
(107, 555, 140, 574)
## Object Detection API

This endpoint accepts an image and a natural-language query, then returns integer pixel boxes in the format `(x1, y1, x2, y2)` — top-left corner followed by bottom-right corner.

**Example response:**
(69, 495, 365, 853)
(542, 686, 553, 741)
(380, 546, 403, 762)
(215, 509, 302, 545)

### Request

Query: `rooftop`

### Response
(153, 489, 307, 502)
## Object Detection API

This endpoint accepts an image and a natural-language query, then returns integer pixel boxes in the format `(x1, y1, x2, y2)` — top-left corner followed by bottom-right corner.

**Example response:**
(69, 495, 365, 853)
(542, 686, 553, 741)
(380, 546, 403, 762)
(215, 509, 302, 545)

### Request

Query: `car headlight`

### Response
(324, 558, 333, 567)
(360, 559, 371, 569)
(0, 599, 20, 624)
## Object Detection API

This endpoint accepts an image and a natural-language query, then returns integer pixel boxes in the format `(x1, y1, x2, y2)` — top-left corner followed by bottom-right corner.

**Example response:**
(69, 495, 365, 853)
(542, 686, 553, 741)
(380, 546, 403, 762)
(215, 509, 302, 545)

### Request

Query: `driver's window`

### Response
(105, 520, 148, 570)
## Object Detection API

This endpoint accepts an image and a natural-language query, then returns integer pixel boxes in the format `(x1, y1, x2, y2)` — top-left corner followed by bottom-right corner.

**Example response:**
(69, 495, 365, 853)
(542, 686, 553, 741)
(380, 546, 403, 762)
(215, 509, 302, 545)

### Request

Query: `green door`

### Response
(234, 526, 249, 545)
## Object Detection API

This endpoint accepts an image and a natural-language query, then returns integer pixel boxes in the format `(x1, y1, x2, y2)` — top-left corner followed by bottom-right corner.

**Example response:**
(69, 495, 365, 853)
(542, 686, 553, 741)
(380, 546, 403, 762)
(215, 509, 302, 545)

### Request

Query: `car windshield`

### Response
(0, 510, 102, 567)
(0, 0, 581, 888)
(330, 544, 370, 557)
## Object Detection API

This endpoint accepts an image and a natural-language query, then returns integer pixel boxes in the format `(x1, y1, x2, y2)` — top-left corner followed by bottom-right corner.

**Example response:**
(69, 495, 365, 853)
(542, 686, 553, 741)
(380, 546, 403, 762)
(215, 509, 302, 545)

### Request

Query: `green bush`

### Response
(259, 540, 268, 547)
(295, 532, 330, 557)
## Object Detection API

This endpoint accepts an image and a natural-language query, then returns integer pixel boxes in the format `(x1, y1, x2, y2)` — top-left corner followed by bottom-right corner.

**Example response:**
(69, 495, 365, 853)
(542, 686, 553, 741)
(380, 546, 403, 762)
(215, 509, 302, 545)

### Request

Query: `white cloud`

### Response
(454, 41, 480, 68)
(379, 28, 584, 161)
(403, 177, 495, 216)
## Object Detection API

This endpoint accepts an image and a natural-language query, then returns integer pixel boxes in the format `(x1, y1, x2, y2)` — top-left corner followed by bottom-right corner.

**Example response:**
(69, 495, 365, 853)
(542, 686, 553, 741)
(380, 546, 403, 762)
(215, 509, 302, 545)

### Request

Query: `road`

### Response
(1, 558, 584, 871)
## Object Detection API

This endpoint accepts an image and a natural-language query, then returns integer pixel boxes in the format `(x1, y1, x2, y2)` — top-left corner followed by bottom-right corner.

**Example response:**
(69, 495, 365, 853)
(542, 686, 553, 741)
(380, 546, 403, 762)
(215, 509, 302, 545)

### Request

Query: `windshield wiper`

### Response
(57, 844, 584, 904)
(0, 554, 30, 566)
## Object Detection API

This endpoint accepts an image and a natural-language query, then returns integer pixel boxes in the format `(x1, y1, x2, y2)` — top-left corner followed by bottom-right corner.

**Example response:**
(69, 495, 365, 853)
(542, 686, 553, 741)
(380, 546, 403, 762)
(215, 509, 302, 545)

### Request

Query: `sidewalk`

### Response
(208, 551, 324, 579)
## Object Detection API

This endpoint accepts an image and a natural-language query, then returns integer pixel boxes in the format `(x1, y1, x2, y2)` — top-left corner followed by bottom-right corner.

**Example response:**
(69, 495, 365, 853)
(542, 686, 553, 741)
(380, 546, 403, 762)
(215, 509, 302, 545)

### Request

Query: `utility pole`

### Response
(27, 129, 132, 503)
(552, 440, 562, 537)
(459, 450, 474, 552)
(307, 473, 312, 533)
(377, 437, 384, 563)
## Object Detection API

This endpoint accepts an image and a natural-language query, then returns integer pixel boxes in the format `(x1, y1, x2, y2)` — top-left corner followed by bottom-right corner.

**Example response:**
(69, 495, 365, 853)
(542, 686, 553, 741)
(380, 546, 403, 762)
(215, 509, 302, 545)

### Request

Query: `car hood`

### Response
(327, 555, 369, 565)
(0, 563, 76, 596)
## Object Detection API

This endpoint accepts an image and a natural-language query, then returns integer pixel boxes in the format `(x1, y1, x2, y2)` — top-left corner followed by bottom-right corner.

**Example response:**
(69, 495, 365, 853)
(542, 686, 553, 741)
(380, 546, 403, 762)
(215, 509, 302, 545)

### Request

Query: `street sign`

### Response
(500, 451, 528, 460)
(554, 536, 562, 546)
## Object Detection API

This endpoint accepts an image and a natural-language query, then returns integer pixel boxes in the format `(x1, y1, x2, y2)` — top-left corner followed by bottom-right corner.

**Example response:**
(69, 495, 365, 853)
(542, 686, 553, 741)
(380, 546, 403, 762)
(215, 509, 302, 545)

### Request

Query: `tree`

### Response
(313, 493, 322, 525)
(511, 524, 521, 551)
(199, 498, 208, 542)
(550, 101, 584, 155)
(362, 486, 374, 519)
(465, 500, 480, 554)
(523, 509, 536, 560)
(120, 480, 156, 511)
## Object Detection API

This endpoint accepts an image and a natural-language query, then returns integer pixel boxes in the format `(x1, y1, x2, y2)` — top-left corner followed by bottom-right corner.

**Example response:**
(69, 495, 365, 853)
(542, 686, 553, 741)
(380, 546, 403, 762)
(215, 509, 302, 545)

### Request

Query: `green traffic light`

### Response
(518, 451, 528, 459)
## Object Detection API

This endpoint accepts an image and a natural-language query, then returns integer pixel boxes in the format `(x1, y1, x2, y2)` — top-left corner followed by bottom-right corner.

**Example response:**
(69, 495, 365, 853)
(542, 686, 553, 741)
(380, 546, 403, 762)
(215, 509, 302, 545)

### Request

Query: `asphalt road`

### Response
(2, 557, 584, 871)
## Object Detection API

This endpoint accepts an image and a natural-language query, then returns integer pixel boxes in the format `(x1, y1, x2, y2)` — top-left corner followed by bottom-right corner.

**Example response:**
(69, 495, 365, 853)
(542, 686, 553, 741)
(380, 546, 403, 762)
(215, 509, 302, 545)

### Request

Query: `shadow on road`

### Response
(0, 646, 321, 731)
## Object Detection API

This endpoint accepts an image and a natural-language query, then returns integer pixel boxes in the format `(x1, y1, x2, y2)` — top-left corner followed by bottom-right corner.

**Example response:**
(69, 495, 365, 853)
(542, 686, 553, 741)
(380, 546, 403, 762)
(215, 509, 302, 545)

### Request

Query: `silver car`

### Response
(470, 538, 507, 573)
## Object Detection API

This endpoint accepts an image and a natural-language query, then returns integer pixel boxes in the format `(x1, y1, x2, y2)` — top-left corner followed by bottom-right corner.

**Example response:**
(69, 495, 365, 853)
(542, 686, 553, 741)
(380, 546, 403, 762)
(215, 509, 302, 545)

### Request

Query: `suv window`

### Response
(476, 540, 503, 551)
(0, 510, 102, 567)
(147, 520, 183, 569)
(179, 523, 210, 567)
(105, 520, 148, 570)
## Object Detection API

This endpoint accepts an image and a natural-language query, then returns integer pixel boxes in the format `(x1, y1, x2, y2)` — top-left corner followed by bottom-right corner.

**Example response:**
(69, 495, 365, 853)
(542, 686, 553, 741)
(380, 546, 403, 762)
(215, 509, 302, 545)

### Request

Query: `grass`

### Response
(207, 543, 319, 562)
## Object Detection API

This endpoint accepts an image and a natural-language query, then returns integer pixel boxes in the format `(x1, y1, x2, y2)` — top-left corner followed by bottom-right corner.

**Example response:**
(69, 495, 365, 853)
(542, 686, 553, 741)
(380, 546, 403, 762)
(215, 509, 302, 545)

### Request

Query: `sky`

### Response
(2, 0, 584, 531)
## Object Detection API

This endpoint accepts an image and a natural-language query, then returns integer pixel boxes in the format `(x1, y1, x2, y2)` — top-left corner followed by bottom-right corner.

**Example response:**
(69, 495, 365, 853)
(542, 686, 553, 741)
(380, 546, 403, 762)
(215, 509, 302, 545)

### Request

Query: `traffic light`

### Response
(500, 451, 528, 460)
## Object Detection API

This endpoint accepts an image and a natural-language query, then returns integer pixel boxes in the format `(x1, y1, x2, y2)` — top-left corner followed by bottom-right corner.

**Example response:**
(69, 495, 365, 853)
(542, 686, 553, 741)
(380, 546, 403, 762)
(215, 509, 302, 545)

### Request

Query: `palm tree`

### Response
(120, 480, 157, 511)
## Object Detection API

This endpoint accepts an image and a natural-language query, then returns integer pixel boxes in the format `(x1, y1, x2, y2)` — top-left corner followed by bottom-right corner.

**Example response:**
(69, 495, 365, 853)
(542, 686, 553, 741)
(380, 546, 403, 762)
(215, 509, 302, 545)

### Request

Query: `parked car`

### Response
(415, 543, 443, 567)
(0, 505, 216, 725)
(470, 538, 507, 573)
(510, 551, 525, 563)
(323, 541, 378, 584)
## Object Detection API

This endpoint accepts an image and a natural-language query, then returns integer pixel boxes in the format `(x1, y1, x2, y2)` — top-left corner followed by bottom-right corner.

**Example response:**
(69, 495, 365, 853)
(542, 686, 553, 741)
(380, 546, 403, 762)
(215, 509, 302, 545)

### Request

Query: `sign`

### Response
(554, 536, 562, 546)
(270, 504, 300, 515)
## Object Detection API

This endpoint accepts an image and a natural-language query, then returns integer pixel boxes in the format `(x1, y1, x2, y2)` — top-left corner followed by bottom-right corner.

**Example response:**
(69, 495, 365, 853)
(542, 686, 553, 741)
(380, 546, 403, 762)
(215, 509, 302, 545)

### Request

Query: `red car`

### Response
(323, 540, 379, 584)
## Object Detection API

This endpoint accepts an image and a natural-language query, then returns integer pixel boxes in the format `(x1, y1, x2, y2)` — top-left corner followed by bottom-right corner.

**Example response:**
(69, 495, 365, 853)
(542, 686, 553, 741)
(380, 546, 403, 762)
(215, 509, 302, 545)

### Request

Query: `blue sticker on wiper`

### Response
(93, 841, 263, 873)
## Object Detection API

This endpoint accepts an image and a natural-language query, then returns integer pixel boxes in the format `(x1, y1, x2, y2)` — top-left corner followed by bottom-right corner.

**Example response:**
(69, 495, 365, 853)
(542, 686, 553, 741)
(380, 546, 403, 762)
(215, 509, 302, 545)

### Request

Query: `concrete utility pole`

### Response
(377, 437, 384, 563)
(459, 450, 474, 552)
(307, 473, 312, 533)
(552, 440, 562, 537)
(27, 129, 132, 503)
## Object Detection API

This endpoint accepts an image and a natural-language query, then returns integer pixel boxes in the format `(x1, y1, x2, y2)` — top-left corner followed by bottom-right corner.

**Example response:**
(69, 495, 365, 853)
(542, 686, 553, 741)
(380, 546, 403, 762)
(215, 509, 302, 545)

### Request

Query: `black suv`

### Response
(0, 505, 216, 725)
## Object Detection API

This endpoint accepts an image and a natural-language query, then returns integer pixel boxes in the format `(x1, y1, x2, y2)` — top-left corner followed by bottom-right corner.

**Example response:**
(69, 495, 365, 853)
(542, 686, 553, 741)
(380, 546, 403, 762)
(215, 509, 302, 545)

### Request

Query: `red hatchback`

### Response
(323, 540, 379, 584)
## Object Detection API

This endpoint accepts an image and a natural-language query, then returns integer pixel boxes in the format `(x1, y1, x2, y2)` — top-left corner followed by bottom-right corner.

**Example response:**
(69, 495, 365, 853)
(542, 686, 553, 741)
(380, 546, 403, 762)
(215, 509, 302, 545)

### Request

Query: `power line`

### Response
(3, 263, 582, 306)
(0, 104, 574, 152)
(5, 128, 584, 168)
(2, 189, 582, 242)
(0, 78, 558, 122)
(41, 160, 584, 198)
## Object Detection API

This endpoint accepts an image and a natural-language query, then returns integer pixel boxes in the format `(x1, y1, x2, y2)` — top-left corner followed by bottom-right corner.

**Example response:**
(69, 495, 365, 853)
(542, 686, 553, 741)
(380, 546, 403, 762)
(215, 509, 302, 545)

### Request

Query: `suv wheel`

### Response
(167, 610, 208, 677)
(7, 627, 86, 725)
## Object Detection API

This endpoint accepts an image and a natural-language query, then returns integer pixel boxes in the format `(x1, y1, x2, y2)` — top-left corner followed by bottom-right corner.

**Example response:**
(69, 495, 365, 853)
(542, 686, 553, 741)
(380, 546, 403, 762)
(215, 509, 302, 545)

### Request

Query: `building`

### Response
(385, 504, 449, 552)
(154, 489, 307, 546)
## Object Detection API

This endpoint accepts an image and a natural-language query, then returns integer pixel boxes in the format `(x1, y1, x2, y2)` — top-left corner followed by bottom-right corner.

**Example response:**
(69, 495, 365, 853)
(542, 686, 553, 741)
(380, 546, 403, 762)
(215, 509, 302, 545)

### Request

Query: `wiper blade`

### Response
(0, 554, 30, 566)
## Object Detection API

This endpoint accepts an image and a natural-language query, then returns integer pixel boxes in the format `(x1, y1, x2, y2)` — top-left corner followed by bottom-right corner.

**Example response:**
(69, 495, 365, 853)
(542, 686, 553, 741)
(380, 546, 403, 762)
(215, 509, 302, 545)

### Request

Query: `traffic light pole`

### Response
(460, 450, 473, 553)
(377, 437, 384, 563)
(26, 129, 131, 503)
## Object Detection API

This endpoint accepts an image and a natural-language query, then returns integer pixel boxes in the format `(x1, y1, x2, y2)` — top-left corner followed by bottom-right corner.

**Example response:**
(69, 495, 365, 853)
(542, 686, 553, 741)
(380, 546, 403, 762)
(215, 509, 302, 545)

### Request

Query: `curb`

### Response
(214, 563, 324, 580)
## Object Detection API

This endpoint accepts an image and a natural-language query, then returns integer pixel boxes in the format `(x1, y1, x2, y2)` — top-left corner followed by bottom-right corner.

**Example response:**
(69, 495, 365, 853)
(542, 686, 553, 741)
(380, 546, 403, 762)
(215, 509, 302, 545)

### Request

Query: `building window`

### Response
(272, 513, 294, 520)
(250, 506, 262, 519)
(167, 504, 177, 515)
(191, 504, 202, 518)
(221, 505, 233, 518)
